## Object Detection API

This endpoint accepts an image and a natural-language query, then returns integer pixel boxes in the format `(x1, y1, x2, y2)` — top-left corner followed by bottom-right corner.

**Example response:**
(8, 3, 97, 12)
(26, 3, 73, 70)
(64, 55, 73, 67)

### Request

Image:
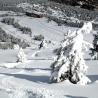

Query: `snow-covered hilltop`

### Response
(17, 2, 98, 29)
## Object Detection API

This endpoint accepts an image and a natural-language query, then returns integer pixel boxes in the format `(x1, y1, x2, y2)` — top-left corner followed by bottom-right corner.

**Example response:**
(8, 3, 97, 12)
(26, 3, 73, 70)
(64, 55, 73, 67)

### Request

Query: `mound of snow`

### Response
(0, 63, 20, 68)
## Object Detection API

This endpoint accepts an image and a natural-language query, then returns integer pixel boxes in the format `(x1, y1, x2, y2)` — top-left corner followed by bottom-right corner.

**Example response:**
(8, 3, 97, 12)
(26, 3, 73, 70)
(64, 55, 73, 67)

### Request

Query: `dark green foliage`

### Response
(1, 18, 14, 25)
(90, 33, 98, 59)
(49, 0, 79, 6)
(20, 27, 32, 37)
(92, 23, 98, 30)
(93, 33, 98, 52)
(0, 27, 29, 49)
(49, 0, 97, 10)
(33, 34, 44, 41)
(1, 18, 32, 37)
(13, 22, 21, 29)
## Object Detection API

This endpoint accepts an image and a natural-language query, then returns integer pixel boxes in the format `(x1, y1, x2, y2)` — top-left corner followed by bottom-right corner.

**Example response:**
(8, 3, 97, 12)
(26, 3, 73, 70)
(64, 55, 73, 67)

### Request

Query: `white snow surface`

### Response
(0, 11, 98, 98)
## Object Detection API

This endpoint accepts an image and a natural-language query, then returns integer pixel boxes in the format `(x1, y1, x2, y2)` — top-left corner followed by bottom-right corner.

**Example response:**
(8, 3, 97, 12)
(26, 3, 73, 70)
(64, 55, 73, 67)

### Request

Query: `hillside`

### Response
(0, 12, 97, 98)
(0, 1, 98, 98)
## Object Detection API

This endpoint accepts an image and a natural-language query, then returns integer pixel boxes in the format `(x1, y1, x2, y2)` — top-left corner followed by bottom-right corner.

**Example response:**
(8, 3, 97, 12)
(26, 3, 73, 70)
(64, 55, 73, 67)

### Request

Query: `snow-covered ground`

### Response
(0, 11, 98, 98)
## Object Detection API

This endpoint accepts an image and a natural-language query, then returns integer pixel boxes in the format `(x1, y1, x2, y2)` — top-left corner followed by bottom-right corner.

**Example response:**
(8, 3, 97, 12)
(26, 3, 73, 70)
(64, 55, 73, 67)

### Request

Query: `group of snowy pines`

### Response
(50, 22, 92, 85)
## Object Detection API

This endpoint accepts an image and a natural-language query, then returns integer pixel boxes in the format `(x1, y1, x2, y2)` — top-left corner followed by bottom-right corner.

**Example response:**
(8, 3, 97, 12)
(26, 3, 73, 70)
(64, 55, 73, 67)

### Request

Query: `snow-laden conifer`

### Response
(17, 47, 27, 63)
(50, 22, 92, 85)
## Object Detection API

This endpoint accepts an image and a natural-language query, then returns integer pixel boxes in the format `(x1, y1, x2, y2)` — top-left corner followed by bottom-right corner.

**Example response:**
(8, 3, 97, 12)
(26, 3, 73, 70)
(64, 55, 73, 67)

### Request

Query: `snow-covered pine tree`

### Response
(50, 22, 92, 85)
(90, 32, 98, 60)
(17, 47, 27, 63)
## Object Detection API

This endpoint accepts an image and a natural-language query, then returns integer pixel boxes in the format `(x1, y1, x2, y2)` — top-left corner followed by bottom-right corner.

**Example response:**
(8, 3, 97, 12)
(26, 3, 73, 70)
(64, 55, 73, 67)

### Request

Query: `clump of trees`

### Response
(19, 27, 32, 37)
(0, 27, 29, 49)
(1, 18, 32, 37)
(33, 34, 44, 41)
(90, 32, 98, 60)
(49, 0, 97, 10)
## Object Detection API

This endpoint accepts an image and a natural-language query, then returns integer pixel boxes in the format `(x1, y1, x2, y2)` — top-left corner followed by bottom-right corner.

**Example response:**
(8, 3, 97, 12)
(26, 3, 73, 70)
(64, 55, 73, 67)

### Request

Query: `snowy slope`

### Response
(0, 12, 98, 98)
(0, 21, 32, 44)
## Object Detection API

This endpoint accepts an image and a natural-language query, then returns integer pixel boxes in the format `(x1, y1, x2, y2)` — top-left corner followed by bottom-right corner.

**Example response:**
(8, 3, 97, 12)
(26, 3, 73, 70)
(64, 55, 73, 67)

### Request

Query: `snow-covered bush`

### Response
(13, 22, 32, 36)
(17, 47, 27, 63)
(13, 22, 21, 29)
(33, 34, 44, 41)
(50, 22, 92, 85)
(20, 27, 32, 37)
